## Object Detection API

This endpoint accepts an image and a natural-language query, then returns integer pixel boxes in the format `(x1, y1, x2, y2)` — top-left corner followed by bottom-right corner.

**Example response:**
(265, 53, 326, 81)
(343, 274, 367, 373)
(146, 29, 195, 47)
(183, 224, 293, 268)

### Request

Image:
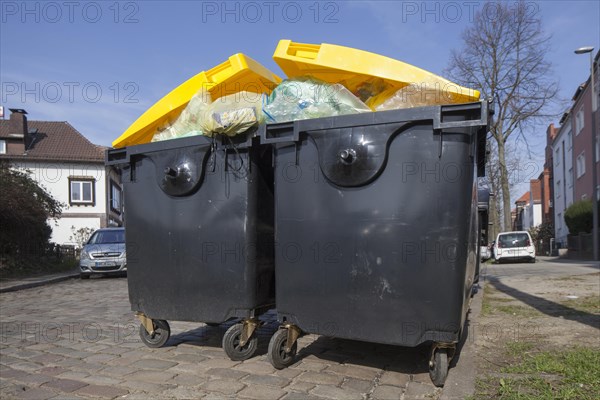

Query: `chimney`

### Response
(8, 109, 30, 149)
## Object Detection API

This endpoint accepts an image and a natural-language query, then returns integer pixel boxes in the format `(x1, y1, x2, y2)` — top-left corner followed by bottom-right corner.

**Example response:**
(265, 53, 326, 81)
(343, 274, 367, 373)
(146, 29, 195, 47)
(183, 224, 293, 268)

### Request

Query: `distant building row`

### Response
(512, 51, 599, 247)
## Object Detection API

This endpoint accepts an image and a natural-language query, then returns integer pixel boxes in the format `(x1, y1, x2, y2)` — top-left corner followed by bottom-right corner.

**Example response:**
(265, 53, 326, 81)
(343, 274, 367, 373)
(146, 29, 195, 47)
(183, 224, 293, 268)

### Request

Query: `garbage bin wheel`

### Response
(222, 323, 258, 361)
(429, 348, 449, 387)
(267, 329, 298, 370)
(139, 319, 170, 348)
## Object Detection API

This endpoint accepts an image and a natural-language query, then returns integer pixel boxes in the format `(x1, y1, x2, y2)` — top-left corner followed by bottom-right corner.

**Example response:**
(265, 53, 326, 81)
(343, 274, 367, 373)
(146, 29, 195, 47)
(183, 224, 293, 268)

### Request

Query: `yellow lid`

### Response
(273, 40, 480, 108)
(112, 54, 282, 148)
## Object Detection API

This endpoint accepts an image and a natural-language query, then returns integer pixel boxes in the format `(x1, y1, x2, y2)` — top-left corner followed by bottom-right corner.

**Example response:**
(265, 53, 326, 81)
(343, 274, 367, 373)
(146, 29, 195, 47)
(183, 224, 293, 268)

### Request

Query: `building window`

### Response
(567, 129, 572, 149)
(110, 180, 122, 214)
(0, 140, 5, 154)
(556, 180, 561, 198)
(568, 168, 573, 188)
(576, 152, 586, 178)
(575, 108, 584, 135)
(69, 177, 95, 206)
(554, 147, 560, 166)
(596, 134, 599, 163)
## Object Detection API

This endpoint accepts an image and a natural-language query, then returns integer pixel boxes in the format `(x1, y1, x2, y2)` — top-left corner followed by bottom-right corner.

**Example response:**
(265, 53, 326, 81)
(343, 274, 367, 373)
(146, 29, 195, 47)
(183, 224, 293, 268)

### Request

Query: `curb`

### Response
(0, 272, 80, 293)
(439, 268, 485, 400)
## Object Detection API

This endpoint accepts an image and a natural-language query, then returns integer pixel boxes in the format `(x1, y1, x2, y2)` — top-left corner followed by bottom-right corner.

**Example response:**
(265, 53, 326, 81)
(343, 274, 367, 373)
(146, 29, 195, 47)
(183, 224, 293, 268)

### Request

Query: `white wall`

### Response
(522, 203, 532, 230)
(532, 203, 542, 227)
(553, 121, 574, 246)
(50, 217, 101, 246)
(13, 161, 107, 245)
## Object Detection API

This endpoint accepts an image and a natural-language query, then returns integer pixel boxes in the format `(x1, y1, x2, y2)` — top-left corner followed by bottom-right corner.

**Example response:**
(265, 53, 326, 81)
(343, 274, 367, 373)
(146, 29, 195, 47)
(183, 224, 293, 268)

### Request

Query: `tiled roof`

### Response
(515, 191, 530, 204)
(0, 120, 105, 163)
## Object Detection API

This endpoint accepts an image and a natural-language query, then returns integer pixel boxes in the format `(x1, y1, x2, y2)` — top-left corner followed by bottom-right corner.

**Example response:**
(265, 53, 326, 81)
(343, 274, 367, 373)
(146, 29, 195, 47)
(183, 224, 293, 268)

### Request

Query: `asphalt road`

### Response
(484, 257, 599, 279)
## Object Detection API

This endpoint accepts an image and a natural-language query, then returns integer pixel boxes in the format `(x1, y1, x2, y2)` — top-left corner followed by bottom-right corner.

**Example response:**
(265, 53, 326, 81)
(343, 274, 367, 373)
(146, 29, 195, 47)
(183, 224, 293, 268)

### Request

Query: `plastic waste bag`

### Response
(263, 78, 371, 123)
(200, 91, 265, 137)
(375, 83, 466, 111)
(152, 89, 211, 142)
(344, 76, 396, 109)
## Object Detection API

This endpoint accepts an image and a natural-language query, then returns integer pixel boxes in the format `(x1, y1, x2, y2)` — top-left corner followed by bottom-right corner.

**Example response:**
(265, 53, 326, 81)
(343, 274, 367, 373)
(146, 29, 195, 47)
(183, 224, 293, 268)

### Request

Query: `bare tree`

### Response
(446, 1, 560, 231)
(483, 140, 526, 237)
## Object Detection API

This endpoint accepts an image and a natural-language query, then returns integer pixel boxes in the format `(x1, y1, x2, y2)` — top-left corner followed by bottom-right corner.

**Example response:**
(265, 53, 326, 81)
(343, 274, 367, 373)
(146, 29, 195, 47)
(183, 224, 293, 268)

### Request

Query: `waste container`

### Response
(260, 101, 490, 386)
(106, 133, 275, 360)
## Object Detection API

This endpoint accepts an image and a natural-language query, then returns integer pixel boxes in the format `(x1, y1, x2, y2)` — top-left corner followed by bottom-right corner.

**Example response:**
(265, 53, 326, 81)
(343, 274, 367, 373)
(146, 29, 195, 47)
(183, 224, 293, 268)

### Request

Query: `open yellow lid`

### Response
(273, 40, 480, 109)
(112, 54, 282, 148)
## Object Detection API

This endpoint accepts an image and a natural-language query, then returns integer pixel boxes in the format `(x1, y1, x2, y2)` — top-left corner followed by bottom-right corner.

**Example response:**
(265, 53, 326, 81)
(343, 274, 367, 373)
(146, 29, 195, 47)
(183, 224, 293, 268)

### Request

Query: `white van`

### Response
(494, 231, 536, 263)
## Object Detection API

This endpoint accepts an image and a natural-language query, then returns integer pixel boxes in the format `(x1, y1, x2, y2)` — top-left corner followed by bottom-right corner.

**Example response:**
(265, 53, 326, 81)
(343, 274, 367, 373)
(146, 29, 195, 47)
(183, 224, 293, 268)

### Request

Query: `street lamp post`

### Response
(575, 46, 598, 261)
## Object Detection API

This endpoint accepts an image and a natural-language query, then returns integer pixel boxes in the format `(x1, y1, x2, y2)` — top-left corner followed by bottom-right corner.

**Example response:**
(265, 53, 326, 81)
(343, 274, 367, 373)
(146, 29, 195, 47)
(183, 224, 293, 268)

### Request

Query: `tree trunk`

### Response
(498, 139, 512, 231)
(489, 181, 500, 241)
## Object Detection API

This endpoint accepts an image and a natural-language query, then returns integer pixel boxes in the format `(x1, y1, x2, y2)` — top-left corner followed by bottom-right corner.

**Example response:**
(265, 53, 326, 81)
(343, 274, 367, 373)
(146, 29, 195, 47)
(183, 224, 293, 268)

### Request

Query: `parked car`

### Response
(79, 228, 126, 279)
(494, 231, 536, 263)
(480, 245, 491, 261)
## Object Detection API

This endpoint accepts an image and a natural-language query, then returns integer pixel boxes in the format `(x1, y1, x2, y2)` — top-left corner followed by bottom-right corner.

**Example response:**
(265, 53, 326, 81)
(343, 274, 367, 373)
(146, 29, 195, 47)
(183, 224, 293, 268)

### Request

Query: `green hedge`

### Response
(564, 199, 594, 234)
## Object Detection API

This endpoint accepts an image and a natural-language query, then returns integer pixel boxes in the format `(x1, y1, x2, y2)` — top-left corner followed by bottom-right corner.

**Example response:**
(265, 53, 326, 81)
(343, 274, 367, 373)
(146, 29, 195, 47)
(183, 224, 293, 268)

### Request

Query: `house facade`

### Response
(0, 109, 123, 246)
(525, 180, 542, 230)
(551, 115, 575, 246)
(513, 180, 543, 232)
(512, 191, 530, 231)
(549, 50, 599, 250)
(571, 60, 600, 203)
(540, 124, 556, 226)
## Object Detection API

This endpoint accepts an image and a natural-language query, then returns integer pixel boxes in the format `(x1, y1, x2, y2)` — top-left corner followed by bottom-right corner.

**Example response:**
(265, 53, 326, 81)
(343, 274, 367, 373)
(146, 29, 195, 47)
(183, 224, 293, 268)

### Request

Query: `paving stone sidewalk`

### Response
(0, 277, 453, 399)
(0, 269, 79, 293)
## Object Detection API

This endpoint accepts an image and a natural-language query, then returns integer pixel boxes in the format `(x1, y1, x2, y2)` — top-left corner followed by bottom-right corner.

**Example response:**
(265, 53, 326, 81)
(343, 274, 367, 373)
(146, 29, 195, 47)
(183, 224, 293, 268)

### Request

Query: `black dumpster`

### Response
(106, 134, 274, 360)
(260, 101, 490, 386)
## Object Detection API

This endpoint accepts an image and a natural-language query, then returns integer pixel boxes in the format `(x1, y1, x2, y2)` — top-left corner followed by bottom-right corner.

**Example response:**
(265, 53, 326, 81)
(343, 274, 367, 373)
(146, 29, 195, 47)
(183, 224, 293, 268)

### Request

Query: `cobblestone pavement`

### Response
(1, 277, 441, 399)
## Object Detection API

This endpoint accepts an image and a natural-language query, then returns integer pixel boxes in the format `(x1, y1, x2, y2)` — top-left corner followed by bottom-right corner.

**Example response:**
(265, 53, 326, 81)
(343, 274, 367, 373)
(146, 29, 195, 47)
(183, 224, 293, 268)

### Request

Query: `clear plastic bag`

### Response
(200, 91, 265, 137)
(375, 83, 460, 111)
(152, 89, 211, 142)
(263, 78, 371, 123)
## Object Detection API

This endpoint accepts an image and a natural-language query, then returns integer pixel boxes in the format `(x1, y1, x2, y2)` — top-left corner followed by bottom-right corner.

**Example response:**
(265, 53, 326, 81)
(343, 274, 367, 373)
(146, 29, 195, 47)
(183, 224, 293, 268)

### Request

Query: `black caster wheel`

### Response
(222, 323, 258, 361)
(267, 329, 297, 369)
(139, 319, 170, 348)
(429, 348, 449, 387)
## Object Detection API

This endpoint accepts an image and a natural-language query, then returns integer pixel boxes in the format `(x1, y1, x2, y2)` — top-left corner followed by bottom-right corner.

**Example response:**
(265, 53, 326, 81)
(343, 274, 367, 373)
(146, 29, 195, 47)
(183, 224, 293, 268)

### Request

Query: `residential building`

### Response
(552, 115, 575, 246)
(549, 50, 599, 250)
(513, 191, 530, 231)
(0, 109, 123, 246)
(525, 179, 542, 230)
(571, 51, 599, 204)
(513, 179, 543, 232)
(540, 124, 556, 225)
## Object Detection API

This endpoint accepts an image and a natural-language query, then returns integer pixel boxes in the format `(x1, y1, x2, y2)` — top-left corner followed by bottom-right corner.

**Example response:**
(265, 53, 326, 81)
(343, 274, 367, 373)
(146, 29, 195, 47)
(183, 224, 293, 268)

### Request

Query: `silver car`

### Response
(79, 228, 126, 279)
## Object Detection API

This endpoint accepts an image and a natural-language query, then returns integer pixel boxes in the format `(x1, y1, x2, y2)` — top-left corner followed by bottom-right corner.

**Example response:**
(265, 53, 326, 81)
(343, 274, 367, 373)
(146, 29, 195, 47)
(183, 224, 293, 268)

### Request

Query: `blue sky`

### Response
(1, 0, 599, 196)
